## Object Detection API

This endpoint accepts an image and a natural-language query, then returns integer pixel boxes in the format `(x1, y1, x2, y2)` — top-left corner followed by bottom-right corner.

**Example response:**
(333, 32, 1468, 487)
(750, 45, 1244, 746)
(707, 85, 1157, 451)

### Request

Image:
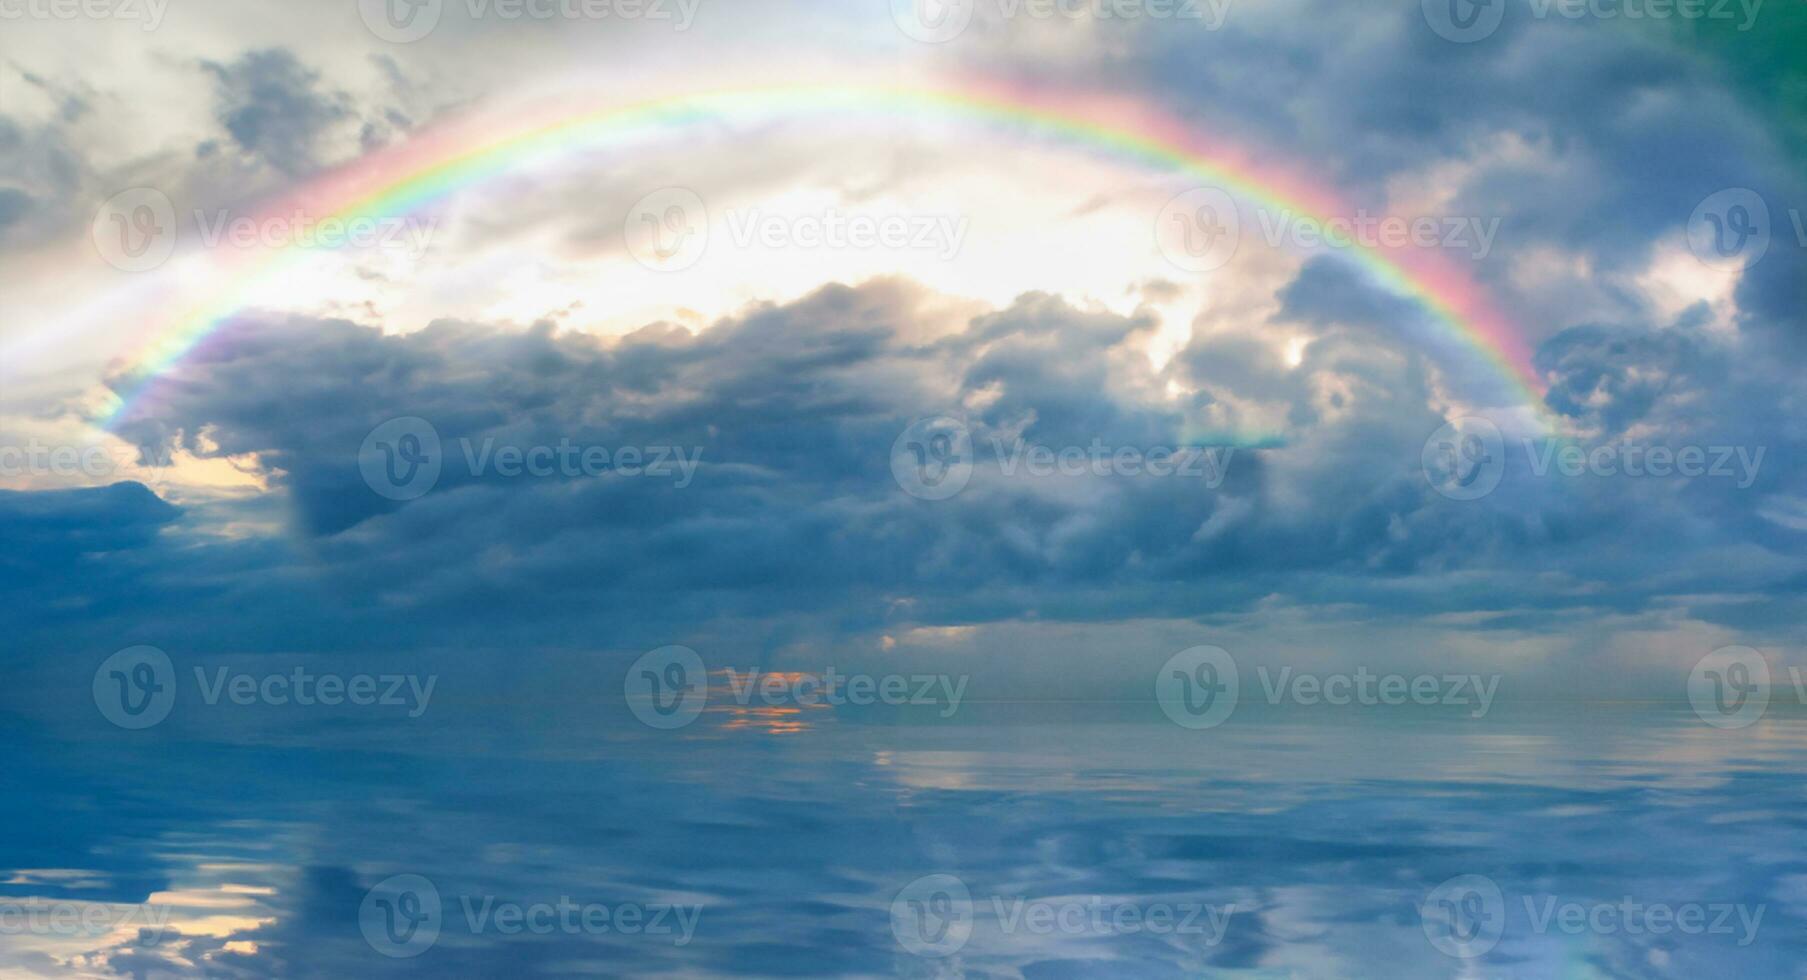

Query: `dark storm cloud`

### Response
(978, 1, 1807, 365)
(0, 482, 176, 589)
(1, 0, 1801, 671)
(202, 49, 354, 175)
(18, 271, 1771, 663)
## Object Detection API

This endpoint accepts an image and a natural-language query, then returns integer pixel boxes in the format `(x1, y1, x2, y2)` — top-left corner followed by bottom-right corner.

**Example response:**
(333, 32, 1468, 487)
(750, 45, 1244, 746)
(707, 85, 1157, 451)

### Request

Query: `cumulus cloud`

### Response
(18, 269, 1766, 673)
(0, 0, 1799, 700)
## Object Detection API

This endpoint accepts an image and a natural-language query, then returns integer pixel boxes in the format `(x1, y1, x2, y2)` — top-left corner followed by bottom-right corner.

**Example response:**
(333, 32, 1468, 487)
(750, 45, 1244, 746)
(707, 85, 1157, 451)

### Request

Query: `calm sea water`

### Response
(3, 685, 1803, 978)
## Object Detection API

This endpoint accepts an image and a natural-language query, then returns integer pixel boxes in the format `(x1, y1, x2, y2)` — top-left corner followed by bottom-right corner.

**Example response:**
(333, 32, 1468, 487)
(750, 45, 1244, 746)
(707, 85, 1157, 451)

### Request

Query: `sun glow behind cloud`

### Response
(393, 126, 1241, 338)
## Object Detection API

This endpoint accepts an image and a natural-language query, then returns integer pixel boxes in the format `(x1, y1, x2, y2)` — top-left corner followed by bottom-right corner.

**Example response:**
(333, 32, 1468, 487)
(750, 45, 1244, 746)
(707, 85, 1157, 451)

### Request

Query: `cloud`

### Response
(201, 49, 356, 175)
(33, 270, 1775, 672)
(0, 0, 1801, 698)
(966, 2, 1807, 365)
(0, 188, 33, 233)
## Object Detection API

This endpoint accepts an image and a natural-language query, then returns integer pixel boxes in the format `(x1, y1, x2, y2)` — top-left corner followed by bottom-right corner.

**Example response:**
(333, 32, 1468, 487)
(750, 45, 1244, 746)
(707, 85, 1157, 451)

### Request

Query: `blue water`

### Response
(3, 691, 1803, 977)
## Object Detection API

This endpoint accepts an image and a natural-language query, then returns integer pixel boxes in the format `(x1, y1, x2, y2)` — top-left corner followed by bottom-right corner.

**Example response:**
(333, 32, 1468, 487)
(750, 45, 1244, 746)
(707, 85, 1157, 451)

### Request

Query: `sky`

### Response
(1, 0, 1804, 711)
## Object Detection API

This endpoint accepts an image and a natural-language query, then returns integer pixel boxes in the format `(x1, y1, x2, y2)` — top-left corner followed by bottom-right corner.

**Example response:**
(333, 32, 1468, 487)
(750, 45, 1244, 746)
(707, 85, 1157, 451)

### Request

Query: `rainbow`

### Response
(99, 77, 1547, 427)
